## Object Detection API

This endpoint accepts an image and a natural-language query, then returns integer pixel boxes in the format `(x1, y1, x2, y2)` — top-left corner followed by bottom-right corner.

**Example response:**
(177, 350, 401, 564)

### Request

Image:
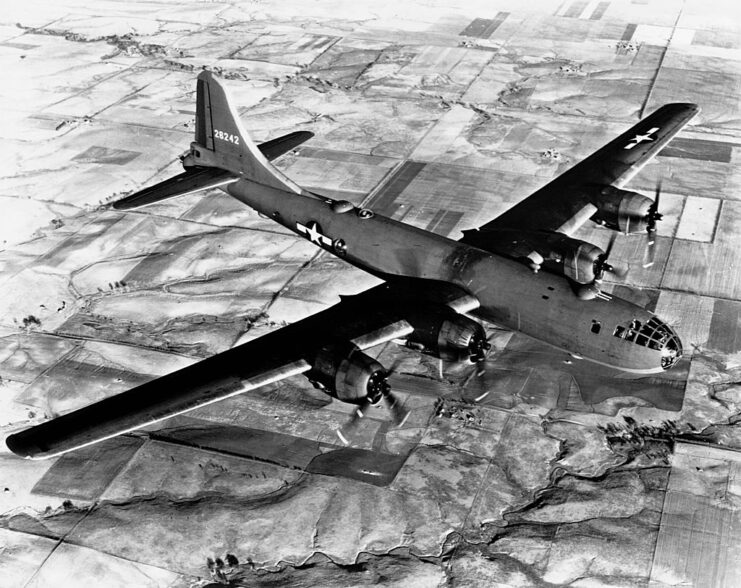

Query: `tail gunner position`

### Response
(6, 72, 697, 459)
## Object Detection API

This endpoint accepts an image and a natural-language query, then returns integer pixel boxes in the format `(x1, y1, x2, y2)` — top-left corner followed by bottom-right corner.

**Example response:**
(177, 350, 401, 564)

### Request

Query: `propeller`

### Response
(643, 180, 663, 268)
(336, 367, 409, 445)
(578, 233, 628, 300)
(594, 233, 629, 281)
(374, 360, 409, 426)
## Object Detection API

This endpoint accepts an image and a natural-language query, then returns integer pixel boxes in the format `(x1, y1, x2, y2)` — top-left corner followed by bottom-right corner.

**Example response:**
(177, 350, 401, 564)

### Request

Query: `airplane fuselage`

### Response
(227, 179, 682, 374)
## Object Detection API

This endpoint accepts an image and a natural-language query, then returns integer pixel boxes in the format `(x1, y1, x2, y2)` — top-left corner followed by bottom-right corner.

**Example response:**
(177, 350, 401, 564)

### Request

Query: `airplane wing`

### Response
(461, 103, 699, 239)
(6, 279, 474, 460)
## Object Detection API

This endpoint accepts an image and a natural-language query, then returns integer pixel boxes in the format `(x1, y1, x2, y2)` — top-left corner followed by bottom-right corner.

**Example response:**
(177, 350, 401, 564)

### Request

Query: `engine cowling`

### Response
(406, 312, 490, 362)
(591, 185, 653, 234)
(308, 343, 389, 405)
(562, 240, 604, 284)
(516, 232, 607, 285)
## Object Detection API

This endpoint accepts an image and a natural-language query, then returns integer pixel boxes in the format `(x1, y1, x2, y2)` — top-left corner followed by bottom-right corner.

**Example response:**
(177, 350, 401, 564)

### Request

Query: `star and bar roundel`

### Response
(297, 220, 347, 255)
(624, 127, 659, 150)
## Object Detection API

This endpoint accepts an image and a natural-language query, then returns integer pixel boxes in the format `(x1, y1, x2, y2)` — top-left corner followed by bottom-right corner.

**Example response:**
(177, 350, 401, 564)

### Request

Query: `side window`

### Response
(591, 320, 601, 334)
(613, 325, 626, 338)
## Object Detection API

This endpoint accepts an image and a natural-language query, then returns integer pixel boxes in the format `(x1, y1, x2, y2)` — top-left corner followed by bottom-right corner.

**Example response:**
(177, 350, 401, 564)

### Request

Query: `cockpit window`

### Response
(625, 320, 641, 342)
(612, 316, 683, 368)
(615, 319, 661, 345)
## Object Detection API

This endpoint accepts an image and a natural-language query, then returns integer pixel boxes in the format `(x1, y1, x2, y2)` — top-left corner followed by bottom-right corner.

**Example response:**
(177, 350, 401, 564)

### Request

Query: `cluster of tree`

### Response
(206, 554, 242, 584)
(598, 416, 706, 463)
(21, 315, 41, 328)
(434, 397, 482, 426)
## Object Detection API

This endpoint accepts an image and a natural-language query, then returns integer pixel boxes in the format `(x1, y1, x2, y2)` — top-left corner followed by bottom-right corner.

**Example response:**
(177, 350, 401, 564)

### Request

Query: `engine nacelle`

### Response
(515, 232, 606, 285)
(407, 313, 490, 362)
(308, 343, 389, 405)
(562, 240, 604, 284)
(591, 185, 653, 234)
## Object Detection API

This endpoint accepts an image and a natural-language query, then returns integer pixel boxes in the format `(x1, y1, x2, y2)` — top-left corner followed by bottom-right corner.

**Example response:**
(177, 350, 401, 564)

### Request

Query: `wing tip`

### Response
(111, 197, 136, 211)
(663, 102, 701, 116)
(5, 431, 39, 459)
(677, 102, 700, 112)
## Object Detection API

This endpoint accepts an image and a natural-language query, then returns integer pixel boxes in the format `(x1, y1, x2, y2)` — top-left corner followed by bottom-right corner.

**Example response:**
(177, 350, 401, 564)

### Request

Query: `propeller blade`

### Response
(652, 179, 662, 219)
(595, 233, 618, 281)
(382, 389, 409, 427)
(604, 232, 617, 260)
(336, 398, 372, 445)
(646, 180, 663, 231)
(642, 179, 663, 267)
(643, 232, 656, 268)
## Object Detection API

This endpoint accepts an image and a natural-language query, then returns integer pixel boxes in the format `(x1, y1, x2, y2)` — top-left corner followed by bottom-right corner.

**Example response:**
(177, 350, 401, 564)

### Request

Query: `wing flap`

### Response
(350, 320, 414, 349)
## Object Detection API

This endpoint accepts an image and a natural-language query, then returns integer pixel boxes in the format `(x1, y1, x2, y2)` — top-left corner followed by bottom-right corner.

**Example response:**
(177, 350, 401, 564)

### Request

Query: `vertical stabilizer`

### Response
(189, 71, 307, 195)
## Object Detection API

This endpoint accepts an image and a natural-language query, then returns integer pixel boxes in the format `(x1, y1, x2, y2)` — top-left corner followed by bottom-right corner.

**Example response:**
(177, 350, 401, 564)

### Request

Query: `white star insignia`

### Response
(305, 222, 322, 245)
(297, 221, 333, 247)
(624, 127, 660, 150)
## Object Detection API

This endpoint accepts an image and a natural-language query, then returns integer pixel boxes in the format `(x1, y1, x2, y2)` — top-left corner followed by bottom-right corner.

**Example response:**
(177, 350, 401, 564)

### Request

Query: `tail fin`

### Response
(188, 70, 308, 195)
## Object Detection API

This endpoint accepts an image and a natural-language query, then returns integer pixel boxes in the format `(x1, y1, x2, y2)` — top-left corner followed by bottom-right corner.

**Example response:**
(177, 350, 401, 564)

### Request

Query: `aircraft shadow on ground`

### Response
(29, 331, 689, 501)
(31, 415, 414, 501)
(465, 333, 689, 414)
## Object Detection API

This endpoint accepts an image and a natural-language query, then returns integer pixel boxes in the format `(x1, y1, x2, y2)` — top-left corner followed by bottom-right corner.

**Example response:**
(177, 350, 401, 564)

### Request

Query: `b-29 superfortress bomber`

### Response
(6, 71, 698, 459)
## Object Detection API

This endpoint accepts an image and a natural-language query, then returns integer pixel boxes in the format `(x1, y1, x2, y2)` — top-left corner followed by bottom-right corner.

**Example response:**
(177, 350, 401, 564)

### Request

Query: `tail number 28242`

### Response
(214, 129, 240, 144)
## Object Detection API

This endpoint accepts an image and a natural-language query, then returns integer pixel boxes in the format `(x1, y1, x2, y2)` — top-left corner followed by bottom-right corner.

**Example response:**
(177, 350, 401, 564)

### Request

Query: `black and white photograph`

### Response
(1, 0, 739, 586)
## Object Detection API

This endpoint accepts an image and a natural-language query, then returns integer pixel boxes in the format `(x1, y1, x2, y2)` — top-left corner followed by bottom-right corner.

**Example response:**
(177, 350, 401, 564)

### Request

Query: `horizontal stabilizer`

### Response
(113, 167, 236, 210)
(113, 130, 314, 211)
(258, 130, 314, 161)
